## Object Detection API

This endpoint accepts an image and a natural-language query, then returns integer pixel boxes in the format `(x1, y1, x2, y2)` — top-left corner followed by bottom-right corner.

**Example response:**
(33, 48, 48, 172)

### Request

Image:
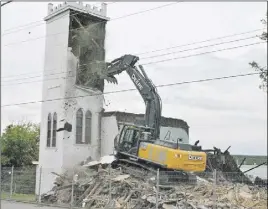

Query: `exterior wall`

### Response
(101, 116, 118, 156)
(61, 87, 104, 168)
(36, 10, 70, 195)
(160, 126, 189, 144)
(37, 1, 109, 195)
(37, 6, 106, 194)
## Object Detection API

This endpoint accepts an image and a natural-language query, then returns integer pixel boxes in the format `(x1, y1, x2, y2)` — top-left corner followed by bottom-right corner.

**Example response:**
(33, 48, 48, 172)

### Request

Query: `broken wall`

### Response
(68, 10, 107, 92)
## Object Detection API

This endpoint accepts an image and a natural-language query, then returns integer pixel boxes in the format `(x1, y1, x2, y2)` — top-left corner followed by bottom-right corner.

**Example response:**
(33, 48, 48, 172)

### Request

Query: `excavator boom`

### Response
(103, 54, 162, 140)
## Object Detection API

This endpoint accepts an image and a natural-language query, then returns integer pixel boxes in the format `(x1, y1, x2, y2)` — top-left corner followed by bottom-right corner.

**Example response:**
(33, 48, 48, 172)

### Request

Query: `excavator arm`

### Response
(102, 55, 162, 140)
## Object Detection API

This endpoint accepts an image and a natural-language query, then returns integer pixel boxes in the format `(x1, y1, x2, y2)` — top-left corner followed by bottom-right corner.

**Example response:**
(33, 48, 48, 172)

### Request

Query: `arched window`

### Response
(52, 113, 57, 147)
(85, 110, 92, 144)
(47, 113, 52, 147)
(76, 108, 83, 144)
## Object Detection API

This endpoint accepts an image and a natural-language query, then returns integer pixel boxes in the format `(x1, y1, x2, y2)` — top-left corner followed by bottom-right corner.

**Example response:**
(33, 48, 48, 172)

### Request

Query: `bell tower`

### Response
(37, 2, 109, 194)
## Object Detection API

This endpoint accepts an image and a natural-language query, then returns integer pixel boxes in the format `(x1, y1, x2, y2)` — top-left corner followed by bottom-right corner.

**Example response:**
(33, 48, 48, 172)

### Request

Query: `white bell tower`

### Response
(37, 2, 109, 194)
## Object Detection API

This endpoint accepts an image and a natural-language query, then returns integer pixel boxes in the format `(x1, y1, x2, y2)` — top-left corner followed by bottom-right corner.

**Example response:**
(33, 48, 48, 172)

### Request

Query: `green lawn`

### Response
(1, 192, 36, 202)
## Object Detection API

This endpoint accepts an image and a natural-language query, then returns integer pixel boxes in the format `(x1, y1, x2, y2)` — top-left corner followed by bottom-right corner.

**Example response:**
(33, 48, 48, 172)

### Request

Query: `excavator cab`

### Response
(114, 124, 152, 156)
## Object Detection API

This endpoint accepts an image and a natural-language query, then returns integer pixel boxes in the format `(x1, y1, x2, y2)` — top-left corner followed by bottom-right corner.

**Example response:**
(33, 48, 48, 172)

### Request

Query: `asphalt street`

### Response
(1, 201, 63, 209)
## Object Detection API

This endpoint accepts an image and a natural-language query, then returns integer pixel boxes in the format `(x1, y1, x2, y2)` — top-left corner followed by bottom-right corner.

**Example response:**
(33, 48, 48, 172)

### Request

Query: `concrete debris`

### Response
(82, 155, 116, 167)
(41, 165, 267, 209)
(196, 176, 209, 184)
(112, 174, 130, 182)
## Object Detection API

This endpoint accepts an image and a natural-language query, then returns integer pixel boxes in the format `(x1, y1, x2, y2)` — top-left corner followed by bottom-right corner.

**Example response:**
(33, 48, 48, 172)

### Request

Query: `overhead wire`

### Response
(1, 41, 264, 87)
(135, 28, 266, 56)
(1, 28, 264, 80)
(1, 34, 260, 83)
(2, 2, 180, 47)
(1, 72, 260, 107)
(140, 35, 258, 60)
(141, 41, 266, 65)
(1, 0, 12, 7)
(1, 2, 117, 36)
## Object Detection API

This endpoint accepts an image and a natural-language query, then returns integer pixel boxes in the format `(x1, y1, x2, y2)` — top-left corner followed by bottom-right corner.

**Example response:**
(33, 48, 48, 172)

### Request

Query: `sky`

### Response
(1, 2, 267, 155)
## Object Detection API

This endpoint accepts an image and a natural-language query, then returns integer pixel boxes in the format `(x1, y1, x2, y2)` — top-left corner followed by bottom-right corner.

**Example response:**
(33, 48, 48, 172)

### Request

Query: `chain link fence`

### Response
(1, 166, 37, 202)
(1, 165, 267, 209)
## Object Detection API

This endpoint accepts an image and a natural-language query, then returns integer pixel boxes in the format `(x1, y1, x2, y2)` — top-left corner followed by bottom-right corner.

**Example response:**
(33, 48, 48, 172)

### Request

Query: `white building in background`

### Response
(101, 112, 190, 157)
(35, 2, 190, 195)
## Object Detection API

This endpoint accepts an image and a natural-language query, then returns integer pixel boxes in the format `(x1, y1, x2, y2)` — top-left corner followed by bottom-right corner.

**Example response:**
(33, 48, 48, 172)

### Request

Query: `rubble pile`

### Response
(41, 165, 267, 209)
(204, 147, 266, 185)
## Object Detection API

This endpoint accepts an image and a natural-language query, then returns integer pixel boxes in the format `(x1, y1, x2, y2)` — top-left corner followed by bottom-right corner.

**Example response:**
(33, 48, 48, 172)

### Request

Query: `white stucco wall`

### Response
(101, 116, 118, 156)
(61, 87, 104, 168)
(160, 126, 189, 144)
(37, 6, 105, 195)
(36, 9, 70, 195)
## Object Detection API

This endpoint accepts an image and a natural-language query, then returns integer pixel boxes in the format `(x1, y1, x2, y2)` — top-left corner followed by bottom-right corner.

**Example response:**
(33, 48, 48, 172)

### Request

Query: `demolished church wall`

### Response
(37, 2, 109, 195)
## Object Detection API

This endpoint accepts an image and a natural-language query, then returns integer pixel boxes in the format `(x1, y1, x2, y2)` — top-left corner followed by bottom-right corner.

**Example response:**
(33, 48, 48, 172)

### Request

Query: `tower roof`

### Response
(44, 2, 110, 21)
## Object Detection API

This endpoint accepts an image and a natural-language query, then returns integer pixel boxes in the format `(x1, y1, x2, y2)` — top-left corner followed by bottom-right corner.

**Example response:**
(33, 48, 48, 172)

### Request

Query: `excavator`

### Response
(100, 54, 207, 183)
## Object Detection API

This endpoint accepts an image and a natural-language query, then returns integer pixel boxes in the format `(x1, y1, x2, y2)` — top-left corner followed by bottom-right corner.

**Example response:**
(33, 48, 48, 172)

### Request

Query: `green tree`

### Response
(249, 12, 267, 92)
(1, 122, 40, 167)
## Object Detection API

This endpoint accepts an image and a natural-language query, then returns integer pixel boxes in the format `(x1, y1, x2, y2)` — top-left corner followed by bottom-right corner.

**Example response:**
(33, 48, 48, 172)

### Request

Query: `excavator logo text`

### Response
(188, 155, 203, 161)
(131, 74, 143, 90)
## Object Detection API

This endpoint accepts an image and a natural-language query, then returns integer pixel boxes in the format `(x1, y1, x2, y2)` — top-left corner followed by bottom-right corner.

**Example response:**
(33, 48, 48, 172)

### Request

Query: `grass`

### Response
(1, 192, 36, 202)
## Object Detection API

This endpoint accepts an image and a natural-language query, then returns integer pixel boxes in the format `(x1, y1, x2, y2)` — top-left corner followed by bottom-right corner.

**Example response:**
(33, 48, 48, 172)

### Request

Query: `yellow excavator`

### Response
(101, 54, 207, 183)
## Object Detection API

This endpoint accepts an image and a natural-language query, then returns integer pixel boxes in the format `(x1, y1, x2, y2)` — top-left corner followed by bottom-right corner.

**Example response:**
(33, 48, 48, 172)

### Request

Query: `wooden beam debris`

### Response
(41, 147, 267, 209)
(41, 162, 267, 209)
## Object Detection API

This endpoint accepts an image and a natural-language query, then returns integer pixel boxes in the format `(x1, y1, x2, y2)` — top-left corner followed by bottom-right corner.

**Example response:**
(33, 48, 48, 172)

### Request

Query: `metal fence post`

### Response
(213, 169, 217, 209)
(156, 169, 159, 209)
(9, 166, 14, 199)
(71, 170, 75, 209)
(38, 166, 42, 204)
(109, 164, 112, 204)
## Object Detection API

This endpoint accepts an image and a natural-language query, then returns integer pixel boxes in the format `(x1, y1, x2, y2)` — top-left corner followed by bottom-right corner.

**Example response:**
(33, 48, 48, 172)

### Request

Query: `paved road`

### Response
(1, 201, 63, 209)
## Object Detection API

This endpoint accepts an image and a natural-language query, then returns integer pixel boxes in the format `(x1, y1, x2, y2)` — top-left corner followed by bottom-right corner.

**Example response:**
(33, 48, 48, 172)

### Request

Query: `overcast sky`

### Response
(1, 2, 267, 155)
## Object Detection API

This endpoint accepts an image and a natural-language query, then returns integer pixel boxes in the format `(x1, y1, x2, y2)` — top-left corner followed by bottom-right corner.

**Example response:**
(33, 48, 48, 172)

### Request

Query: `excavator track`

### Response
(112, 156, 197, 186)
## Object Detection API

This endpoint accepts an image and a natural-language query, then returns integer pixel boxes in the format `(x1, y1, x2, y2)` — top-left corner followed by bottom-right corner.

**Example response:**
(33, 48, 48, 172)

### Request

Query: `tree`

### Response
(1, 122, 40, 167)
(249, 12, 267, 92)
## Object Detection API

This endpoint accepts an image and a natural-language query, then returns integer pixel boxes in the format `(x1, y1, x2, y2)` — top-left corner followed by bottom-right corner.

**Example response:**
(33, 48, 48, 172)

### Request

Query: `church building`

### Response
(36, 2, 189, 195)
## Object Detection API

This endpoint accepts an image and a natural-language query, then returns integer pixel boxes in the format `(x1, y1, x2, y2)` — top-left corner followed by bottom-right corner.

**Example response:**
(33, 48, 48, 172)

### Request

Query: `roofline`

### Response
(102, 111, 190, 129)
(44, 5, 110, 22)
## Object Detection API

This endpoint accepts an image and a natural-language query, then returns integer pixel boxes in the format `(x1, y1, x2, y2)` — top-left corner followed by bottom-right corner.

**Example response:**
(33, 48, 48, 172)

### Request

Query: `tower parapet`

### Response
(45, 2, 109, 21)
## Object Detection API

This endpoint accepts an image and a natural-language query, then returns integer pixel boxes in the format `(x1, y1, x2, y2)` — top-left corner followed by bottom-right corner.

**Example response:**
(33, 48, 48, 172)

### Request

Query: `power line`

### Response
(140, 35, 258, 60)
(141, 41, 266, 65)
(1, 72, 259, 108)
(2, 34, 259, 83)
(2, 74, 69, 86)
(109, 2, 179, 20)
(1, 40, 264, 87)
(136, 28, 266, 56)
(1, 71, 63, 83)
(1, 0, 12, 7)
(1, 28, 263, 80)
(1, 2, 117, 35)
(2, 2, 180, 47)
